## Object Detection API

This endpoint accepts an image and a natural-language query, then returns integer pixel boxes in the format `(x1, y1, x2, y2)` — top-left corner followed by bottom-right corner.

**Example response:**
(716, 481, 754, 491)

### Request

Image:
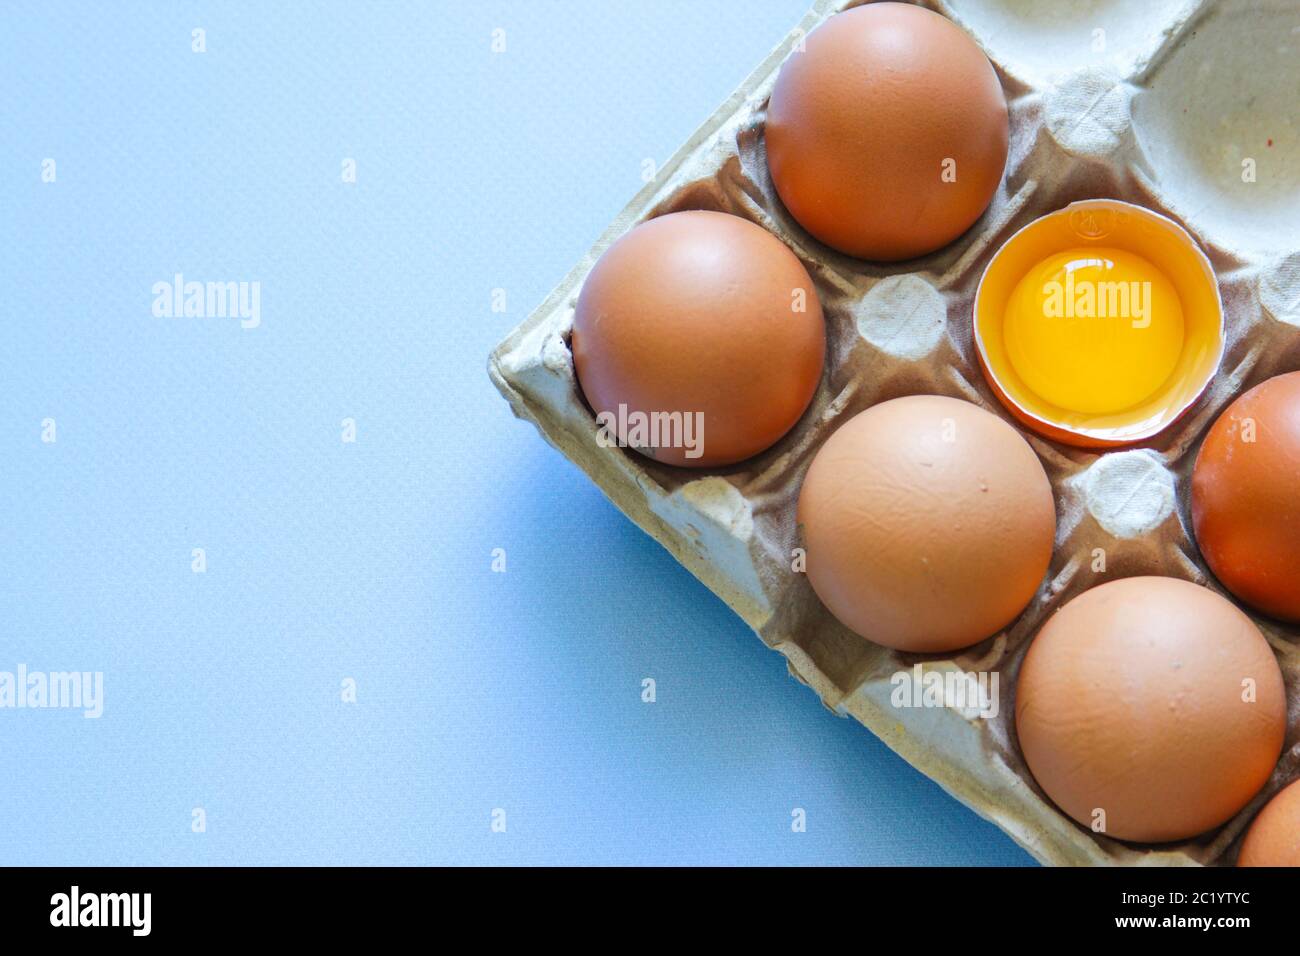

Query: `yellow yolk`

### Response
(1004, 247, 1185, 415)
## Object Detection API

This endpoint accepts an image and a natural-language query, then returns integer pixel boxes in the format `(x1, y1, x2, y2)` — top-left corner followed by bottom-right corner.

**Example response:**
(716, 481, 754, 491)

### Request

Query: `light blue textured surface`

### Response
(1, 1, 1034, 866)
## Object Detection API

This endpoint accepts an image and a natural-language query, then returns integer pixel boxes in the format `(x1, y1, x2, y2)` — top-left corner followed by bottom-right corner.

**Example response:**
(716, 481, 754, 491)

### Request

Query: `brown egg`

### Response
(1192, 371, 1300, 623)
(797, 395, 1055, 653)
(765, 2, 1008, 261)
(1016, 577, 1286, 844)
(1239, 779, 1300, 867)
(571, 210, 825, 468)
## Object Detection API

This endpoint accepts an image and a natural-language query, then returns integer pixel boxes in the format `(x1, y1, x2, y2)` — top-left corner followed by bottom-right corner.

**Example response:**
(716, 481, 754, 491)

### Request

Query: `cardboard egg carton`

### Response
(488, 0, 1300, 865)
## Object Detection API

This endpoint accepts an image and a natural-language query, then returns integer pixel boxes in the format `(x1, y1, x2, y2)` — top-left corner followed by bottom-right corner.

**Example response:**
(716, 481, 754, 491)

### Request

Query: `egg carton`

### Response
(488, 0, 1300, 865)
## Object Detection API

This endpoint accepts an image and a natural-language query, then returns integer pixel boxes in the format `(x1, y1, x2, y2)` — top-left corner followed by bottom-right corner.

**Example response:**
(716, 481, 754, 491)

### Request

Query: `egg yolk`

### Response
(1004, 247, 1184, 415)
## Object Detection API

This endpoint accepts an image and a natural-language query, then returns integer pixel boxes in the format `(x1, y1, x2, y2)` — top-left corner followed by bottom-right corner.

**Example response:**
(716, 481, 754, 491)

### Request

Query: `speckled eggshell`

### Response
(1239, 779, 1300, 867)
(797, 395, 1055, 653)
(1016, 576, 1287, 844)
(571, 210, 825, 468)
(1192, 371, 1300, 623)
(765, 2, 1009, 261)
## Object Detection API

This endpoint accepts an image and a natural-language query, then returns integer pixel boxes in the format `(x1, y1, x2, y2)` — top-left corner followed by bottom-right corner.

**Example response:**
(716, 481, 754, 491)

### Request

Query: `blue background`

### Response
(1, 1, 1033, 865)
